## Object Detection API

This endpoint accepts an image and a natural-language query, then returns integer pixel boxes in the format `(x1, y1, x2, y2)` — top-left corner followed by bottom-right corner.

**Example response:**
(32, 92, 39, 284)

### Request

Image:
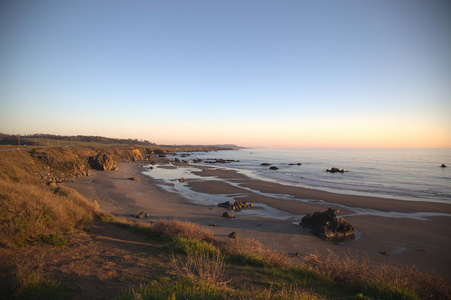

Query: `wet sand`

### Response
(65, 162, 451, 278)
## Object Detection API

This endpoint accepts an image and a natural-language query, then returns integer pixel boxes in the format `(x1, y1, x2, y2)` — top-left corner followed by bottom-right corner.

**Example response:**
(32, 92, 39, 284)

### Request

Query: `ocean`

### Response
(171, 148, 451, 204)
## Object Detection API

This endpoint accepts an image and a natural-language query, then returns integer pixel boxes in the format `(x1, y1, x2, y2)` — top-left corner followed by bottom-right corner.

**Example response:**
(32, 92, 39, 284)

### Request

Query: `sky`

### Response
(1, 0, 450, 148)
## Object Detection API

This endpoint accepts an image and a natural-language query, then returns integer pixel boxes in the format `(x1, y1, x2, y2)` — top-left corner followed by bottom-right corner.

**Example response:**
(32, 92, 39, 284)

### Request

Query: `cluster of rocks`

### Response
(135, 211, 148, 219)
(261, 162, 302, 171)
(39, 171, 65, 186)
(326, 167, 347, 173)
(300, 208, 355, 239)
(218, 200, 254, 211)
(204, 159, 240, 164)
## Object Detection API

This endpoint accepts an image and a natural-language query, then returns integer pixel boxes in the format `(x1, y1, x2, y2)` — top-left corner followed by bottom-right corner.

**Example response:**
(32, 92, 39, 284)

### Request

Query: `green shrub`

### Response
(227, 252, 268, 268)
(39, 234, 67, 247)
(169, 237, 220, 257)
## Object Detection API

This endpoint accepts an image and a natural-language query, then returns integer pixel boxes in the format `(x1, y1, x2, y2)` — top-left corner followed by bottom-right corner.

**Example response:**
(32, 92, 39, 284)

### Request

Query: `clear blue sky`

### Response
(1, 0, 450, 148)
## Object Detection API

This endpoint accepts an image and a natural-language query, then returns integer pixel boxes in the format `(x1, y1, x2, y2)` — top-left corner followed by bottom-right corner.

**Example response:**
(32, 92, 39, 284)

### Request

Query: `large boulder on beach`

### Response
(89, 152, 118, 171)
(136, 211, 148, 219)
(222, 212, 235, 218)
(300, 208, 355, 238)
(218, 201, 234, 209)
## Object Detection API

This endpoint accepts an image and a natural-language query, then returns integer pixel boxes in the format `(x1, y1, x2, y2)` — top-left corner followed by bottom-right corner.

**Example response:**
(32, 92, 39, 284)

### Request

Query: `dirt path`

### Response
(0, 223, 170, 299)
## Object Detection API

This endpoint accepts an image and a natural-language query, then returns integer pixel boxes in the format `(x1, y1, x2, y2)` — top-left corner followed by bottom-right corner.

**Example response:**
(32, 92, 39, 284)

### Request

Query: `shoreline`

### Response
(65, 162, 451, 278)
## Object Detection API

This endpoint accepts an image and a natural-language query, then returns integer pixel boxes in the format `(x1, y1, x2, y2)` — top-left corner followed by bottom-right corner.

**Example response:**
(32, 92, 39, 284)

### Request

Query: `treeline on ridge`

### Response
(0, 133, 155, 146)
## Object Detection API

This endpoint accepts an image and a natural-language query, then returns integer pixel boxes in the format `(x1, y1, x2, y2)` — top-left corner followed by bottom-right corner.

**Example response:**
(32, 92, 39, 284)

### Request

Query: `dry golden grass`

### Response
(151, 219, 215, 242)
(0, 150, 41, 184)
(214, 236, 289, 268)
(151, 219, 288, 268)
(170, 250, 229, 286)
(303, 250, 451, 299)
(0, 180, 99, 247)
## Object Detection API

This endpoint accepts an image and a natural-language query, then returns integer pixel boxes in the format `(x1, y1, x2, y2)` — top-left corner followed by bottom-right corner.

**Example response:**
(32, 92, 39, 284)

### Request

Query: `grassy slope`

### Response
(0, 147, 450, 299)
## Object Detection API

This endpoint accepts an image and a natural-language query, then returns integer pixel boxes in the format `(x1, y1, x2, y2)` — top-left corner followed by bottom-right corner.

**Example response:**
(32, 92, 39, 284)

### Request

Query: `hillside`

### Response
(0, 147, 449, 299)
(0, 133, 244, 150)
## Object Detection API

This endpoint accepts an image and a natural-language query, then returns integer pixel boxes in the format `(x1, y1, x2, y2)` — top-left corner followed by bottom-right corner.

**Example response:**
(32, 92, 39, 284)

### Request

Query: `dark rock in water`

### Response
(222, 212, 235, 218)
(136, 211, 148, 219)
(208, 224, 218, 227)
(300, 208, 355, 239)
(269, 166, 279, 170)
(441, 164, 447, 168)
(326, 167, 345, 173)
(289, 163, 302, 166)
(129, 177, 140, 181)
(228, 232, 239, 239)
(261, 163, 271, 166)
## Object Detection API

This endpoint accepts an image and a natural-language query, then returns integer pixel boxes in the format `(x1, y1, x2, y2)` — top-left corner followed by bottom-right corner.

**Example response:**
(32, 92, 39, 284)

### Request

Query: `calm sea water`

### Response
(181, 148, 451, 204)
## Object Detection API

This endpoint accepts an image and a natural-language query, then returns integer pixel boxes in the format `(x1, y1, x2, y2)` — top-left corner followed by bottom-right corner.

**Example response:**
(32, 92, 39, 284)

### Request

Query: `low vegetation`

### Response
(0, 146, 450, 299)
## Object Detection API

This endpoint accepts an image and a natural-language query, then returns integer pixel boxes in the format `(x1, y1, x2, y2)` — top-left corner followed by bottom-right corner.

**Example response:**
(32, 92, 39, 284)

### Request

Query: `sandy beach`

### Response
(65, 162, 451, 278)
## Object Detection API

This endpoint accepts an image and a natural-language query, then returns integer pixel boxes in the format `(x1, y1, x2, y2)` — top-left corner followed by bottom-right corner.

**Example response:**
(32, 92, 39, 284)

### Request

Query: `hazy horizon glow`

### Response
(1, 0, 450, 148)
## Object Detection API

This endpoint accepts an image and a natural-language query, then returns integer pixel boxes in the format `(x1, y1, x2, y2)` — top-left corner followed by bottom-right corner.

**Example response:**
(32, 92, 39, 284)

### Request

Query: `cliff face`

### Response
(0, 145, 234, 185)
(0, 147, 147, 185)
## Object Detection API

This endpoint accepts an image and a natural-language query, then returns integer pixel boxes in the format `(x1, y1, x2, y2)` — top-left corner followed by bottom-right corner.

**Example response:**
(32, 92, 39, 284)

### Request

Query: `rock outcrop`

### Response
(136, 211, 148, 219)
(131, 149, 143, 161)
(204, 159, 239, 164)
(326, 167, 346, 173)
(89, 152, 118, 171)
(218, 200, 253, 211)
(228, 232, 239, 239)
(222, 212, 235, 218)
(300, 208, 355, 238)
(269, 166, 279, 170)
